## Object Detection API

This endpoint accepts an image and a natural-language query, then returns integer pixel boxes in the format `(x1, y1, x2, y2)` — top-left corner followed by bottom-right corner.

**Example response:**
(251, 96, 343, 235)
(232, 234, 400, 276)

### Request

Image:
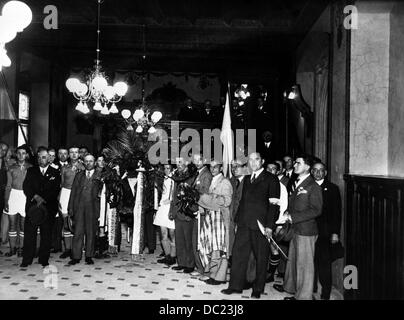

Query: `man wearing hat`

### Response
(21, 149, 61, 267)
(68, 154, 103, 265)
(4, 145, 32, 257)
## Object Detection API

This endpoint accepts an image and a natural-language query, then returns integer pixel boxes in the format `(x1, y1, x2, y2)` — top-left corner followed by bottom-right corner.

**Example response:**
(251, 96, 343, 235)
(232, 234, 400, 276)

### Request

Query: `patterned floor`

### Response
(0, 239, 341, 300)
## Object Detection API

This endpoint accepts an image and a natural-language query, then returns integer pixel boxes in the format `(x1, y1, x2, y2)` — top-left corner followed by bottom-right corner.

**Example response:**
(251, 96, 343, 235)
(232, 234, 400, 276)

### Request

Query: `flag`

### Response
(220, 83, 233, 178)
(0, 72, 16, 120)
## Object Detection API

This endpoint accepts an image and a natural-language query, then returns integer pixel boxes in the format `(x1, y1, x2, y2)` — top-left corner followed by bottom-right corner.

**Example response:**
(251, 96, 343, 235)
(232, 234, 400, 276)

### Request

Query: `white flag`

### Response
(220, 83, 233, 178)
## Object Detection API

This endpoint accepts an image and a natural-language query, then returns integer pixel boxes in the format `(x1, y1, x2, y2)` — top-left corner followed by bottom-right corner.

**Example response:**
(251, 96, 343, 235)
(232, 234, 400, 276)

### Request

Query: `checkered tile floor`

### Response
(0, 239, 341, 300)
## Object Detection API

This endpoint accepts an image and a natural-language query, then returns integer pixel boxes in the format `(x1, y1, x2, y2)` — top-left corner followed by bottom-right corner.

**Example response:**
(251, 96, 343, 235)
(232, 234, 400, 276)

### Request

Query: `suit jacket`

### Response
(67, 170, 103, 219)
(229, 176, 245, 220)
(316, 180, 341, 238)
(235, 170, 280, 230)
(193, 166, 212, 195)
(288, 175, 323, 236)
(258, 141, 278, 164)
(23, 166, 61, 216)
(178, 106, 201, 121)
(198, 174, 233, 214)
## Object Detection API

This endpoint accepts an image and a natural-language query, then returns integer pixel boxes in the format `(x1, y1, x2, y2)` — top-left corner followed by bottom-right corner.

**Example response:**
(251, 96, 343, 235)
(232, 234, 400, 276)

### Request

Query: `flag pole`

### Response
(0, 71, 29, 145)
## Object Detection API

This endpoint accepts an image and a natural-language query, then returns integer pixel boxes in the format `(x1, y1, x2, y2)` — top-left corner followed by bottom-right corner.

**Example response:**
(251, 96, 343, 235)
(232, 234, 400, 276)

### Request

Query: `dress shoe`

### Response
(157, 256, 169, 264)
(284, 296, 296, 300)
(183, 267, 194, 274)
(41, 262, 49, 267)
(59, 250, 71, 259)
(273, 284, 285, 293)
(158, 252, 165, 257)
(85, 258, 94, 265)
(205, 278, 226, 285)
(190, 271, 201, 276)
(165, 257, 176, 266)
(221, 288, 242, 295)
(5, 248, 17, 257)
(172, 265, 185, 271)
(68, 259, 80, 265)
(50, 248, 61, 253)
(251, 291, 261, 299)
(198, 275, 210, 281)
(20, 262, 30, 268)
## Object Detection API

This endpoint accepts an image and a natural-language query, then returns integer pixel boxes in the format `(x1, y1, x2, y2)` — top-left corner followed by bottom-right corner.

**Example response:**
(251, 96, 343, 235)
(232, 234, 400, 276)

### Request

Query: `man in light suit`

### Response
(274, 154, 323, 300)
(198, 160, 233, 285)
(222, 152, 280, 299)
(190, 154, 212, 278)
(68, 154, 103, 265)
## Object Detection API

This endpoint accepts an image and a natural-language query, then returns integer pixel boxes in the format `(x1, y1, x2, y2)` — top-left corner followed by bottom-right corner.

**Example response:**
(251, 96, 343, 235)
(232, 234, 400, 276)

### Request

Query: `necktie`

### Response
(87, 171, 91, 179)
(251, 173, 256, 183)
(41, 168, 45, 176)
(293, 178, 300, 191)
(236, 178, 240, 188)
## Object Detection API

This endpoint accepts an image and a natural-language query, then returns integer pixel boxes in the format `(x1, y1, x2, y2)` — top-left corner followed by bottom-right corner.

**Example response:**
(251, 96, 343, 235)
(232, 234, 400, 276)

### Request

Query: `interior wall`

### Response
(388, 3, 404, 176)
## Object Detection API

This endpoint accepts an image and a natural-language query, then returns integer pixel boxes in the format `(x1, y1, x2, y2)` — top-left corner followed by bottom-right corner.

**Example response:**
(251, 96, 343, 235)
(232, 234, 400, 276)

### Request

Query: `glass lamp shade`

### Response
(82, 102, 90, 114)
(121, 109, 131, 119)
(133, 109, 144, 121)
(65, 78, 81, 93)
(76, 83, 88, 96)
(114, 81, 128, 96)
(288, 91, 296, 99)
(91, 75, 108, 92)
(75, 102, 84, 112)
(148, 126, 156, 134)
(151, 111, 162, 123)
(104, 86, 115, 100)
(101, 104, 110, 115)
(2, 1, 32, 32)
(109, 103, 119, 114)
(136, 125, 143, 133)
(0, 47, 11, 67)
(93, 101, 102, 111)
(0, 16, 17, 43)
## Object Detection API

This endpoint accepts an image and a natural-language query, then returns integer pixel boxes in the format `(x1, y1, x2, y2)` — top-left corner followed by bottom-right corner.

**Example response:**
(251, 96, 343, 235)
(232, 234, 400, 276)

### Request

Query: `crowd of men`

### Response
(0, 140, 341, 300)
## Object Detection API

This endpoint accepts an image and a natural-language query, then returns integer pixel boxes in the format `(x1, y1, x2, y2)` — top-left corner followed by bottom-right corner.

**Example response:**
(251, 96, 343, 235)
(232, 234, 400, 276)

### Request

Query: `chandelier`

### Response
(65, 0, 128, 115)
(0, 1, 32, 71)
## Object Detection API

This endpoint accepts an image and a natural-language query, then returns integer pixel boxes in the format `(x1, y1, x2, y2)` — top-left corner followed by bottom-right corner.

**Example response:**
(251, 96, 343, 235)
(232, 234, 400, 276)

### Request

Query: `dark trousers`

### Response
(51, 214, 63, 251)
(192, 214, 204, 273)
(22, 215, 53, 265)
(175, 218, 195, 268)
(229, 225, 270, 293)
(143, 211, 156, 251)
(314, 237, 332, 299)
(72, 206, 98, 260)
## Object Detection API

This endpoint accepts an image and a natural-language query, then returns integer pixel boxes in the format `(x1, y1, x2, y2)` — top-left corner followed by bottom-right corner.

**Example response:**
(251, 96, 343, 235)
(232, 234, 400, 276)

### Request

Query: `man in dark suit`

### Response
(222, 152, 280, 299)
(21, 149, 61, 267)
(229, 159, 246, 262)
(178, 98, 201, 122)
(68, 154, 103, 265)
(311, 161, 341, 300)
(170, 157, 197, 274)
(274, 154, 323, 300)
(258, 131, 277, 164)
(283, 155, 298, 194)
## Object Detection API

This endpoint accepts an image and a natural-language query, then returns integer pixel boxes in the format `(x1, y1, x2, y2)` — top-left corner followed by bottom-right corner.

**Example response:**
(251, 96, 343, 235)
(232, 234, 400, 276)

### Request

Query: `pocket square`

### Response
(297, 187, 307, 195)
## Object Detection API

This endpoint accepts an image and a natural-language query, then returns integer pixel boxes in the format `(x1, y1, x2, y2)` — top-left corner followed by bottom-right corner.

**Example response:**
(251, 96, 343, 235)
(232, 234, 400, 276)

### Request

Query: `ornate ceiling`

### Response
(6, 0, 330, 77)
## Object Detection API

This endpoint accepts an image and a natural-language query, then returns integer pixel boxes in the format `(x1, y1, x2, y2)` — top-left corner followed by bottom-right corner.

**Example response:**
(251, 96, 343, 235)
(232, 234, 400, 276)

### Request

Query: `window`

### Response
(17, 92, 30, 146)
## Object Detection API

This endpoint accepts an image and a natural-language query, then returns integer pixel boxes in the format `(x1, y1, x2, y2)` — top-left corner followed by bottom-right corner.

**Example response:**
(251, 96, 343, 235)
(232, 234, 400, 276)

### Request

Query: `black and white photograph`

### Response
(0, 0, 402, 304)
